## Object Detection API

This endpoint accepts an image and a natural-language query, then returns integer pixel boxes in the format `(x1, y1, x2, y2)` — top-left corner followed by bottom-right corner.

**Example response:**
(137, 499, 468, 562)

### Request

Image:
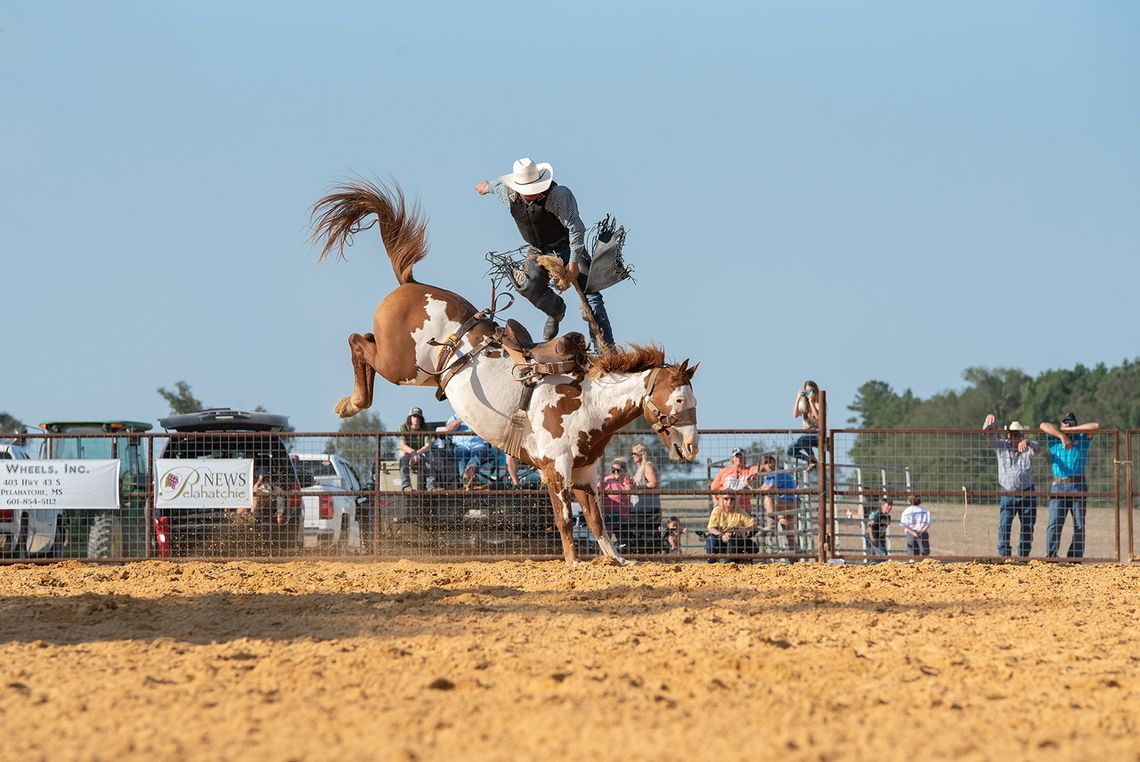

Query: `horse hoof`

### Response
(618, 557, 638, 567)
(333, 398, 359, 418)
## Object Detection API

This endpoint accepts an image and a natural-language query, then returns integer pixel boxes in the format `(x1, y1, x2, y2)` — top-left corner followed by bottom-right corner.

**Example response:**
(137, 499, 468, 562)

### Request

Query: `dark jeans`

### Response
(399, 452, 435, 490)
(518, 244, 614, 346)
(906, 531, 930, 557)
(997, 493, 1037, 557)
(1046, 481, 1086, 558)
(787, 432, 818, 464)
(704, 533, 755, 563)
(868, 526, 888, 557)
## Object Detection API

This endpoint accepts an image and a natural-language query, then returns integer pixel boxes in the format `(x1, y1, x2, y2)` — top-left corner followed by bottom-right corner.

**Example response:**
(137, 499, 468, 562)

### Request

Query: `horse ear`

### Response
(678, 359, 689, 374)
(684, 361, 700, 380)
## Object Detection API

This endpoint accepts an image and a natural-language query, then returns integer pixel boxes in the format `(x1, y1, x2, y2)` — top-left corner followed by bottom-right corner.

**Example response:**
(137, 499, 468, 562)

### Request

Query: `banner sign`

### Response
(0, 459, 120, 510)
(155, 459, 254, 509)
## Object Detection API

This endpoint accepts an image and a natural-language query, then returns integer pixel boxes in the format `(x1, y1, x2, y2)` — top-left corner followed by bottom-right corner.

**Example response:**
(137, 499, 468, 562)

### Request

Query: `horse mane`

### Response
(587, 343, 666, 378)
(310, 179, 428, 285)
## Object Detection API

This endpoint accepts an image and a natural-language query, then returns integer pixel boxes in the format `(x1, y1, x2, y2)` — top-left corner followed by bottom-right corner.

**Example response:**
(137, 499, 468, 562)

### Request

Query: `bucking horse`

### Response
(310, 180, 699, 565)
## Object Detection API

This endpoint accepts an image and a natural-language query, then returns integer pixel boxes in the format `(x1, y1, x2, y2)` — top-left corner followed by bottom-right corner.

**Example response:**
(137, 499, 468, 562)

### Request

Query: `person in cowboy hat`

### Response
(982, 414, 1041, 558)
(475, 158, 615, 347)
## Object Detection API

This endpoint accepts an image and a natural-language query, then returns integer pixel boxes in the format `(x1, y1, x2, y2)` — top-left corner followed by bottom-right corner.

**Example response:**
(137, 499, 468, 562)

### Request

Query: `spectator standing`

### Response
(865, 496, 893, 558)
(982, 414, 1041, 558)
(709, 448, 759, 514)
(757, 455, 798, 552)
(446, 414, 491, 489)
(398, 407, 435, 491)
(899, 495, 931, 557)
(1039, 412, 1100, 559)
(628, 442, 663, 551)
(705, 498, 757, 563)
(602, 457, 634, 544)
(787, 380, 821, 471)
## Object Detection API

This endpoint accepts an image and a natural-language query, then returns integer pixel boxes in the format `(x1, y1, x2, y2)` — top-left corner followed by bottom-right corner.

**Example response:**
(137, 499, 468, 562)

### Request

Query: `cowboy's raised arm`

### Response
(475, 179, 511, 206)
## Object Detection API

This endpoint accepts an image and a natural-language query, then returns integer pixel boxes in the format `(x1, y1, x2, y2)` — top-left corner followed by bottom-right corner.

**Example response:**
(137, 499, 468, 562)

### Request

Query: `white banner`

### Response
(155, 459, 254, 509)
(0, 459, 120, 510)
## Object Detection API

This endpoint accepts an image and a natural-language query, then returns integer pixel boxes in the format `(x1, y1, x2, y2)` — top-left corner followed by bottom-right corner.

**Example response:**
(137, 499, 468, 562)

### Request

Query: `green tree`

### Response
(0, 412, 24, 435)
(157, 381, 205, 414)
(325, 411, 393, 481)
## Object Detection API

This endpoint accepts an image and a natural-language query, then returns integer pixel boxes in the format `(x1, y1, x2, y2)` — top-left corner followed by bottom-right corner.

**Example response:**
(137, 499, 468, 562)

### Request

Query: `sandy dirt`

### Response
(0, 559, 1136, 762)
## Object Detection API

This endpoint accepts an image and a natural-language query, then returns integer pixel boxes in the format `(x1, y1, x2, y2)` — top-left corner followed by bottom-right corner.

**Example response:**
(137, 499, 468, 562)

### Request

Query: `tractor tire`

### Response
(87, 513, 115, 559)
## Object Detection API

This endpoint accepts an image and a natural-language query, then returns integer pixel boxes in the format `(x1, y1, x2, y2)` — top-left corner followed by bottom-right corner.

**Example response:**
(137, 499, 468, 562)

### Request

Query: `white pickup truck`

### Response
(290, 452, 364, 552)
(0, 443, 66, 558)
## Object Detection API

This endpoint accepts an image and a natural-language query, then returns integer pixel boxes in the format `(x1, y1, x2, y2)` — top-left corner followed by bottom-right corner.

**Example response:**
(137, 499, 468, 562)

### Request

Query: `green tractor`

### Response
(39, 420, 152, 559)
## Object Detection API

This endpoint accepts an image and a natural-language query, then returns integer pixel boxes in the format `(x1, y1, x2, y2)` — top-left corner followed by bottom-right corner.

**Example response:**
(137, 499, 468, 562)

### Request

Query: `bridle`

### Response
(642, 366, 697, 441)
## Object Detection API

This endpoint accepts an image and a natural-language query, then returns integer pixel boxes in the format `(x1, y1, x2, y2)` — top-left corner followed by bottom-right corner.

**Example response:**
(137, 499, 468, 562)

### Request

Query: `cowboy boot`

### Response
(542, 304, 566, 341)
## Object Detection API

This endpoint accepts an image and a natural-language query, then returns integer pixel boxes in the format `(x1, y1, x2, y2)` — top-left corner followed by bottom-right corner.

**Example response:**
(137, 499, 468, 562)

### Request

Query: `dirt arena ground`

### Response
(0, 559, 1135, 762)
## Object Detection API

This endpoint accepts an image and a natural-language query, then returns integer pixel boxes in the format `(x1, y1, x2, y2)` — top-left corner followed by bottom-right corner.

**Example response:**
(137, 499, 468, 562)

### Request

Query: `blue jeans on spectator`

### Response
(704, 533, 754, 563)
(399, 452, 435, 490)
(453, 441, 490, 475)
(906, 531, 930, 557)
(868, 527, 888, 558)
(997, 494, 1037, 558)
(787, 432, 818, 465)
(1046, 481, 1086, 558)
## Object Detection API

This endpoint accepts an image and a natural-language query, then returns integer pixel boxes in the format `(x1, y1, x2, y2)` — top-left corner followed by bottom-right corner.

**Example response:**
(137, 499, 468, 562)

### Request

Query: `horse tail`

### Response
(310, 179, 428, 285)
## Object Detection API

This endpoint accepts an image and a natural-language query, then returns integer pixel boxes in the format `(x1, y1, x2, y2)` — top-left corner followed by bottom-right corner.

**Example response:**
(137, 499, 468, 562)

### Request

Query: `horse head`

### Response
(643, 360, 700, 462)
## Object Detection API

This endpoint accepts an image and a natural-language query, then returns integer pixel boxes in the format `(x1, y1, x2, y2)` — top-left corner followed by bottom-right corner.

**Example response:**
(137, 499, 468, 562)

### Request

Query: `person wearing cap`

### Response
(865, 495, 893, 559)
(475, 158, 614, 347)
(705, 467, 758, 563)
(709, 448, 759, 513)
(1039, 412, 1100, 559)
(398, 406, 436, 491)
(982, 414, 1042, 558)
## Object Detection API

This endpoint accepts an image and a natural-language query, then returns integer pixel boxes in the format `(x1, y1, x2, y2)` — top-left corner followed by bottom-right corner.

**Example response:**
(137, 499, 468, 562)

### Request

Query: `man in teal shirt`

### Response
(1039, 412, 1100, 559)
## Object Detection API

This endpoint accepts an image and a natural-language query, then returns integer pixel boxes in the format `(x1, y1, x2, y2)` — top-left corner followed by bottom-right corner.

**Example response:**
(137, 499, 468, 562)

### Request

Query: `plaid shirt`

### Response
(487, 180, 588, 264)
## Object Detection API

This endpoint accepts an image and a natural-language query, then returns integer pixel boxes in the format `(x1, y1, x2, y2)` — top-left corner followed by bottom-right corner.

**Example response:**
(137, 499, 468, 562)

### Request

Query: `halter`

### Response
(642, 366, 697, 438)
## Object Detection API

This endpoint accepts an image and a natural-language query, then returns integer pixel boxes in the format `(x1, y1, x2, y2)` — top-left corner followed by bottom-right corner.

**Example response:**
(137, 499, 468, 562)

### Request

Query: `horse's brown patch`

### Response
(572, 400, 641, 466)
(541, 382, 584, 439)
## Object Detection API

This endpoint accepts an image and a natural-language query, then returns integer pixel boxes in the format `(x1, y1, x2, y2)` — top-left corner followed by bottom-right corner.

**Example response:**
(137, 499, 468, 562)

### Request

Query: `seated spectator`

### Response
(602, 457, 634, 543)
(757, 455, 798, 552)
(705, 498, 757, 563)
(398, 406, 436, 491)
(866, 496, 893, 558)
(446, 413, 490, 489)
(899, 495, 931, 557)
(664, 516, 688, 554)
(710, 448, 759, 514)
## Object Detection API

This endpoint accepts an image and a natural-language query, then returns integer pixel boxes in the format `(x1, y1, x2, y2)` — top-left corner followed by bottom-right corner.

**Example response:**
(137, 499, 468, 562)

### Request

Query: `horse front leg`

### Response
(543, 469, 580, 565)
(573, 484, 631, 566)
(334, 332, 377, 418)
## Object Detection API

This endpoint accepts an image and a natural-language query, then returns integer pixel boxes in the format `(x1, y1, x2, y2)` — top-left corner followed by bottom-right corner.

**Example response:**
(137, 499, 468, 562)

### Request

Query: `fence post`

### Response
(817, 390, 828, 563)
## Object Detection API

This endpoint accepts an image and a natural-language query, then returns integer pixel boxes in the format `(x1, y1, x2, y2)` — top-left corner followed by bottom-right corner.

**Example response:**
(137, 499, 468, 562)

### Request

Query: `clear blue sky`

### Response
(2, 2, 1137, 433)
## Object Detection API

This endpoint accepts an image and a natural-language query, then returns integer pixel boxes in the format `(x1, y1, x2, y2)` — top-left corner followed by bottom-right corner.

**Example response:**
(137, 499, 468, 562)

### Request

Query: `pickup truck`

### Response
(0, 443, 66, 558)
(290, 453, 364, 552)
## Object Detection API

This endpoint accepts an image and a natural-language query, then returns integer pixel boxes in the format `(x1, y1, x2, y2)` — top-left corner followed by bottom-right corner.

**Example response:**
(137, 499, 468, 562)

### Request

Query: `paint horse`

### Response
(310, 180, 699, 565)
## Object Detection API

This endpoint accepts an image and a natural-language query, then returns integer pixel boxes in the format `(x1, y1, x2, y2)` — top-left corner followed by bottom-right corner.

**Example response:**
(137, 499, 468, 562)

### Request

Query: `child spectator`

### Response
(899, 495, 932, 557)
(664, 516, 687, 554)
(866, 496, 893, 558)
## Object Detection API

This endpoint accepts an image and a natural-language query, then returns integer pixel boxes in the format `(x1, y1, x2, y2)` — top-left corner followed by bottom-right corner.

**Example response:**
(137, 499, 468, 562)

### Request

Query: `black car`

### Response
(156, 409, 307, 557)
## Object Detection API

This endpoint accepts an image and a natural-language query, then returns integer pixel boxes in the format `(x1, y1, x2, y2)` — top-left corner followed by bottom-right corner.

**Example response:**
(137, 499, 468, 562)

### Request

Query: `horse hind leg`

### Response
(574, 485, 631, 566)
(334, 332, 378, 418)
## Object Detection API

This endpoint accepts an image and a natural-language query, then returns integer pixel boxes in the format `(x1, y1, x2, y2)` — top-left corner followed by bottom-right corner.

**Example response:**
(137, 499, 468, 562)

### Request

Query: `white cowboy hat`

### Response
(500, 157, 554, 195)
(1005, 421, 1028, 432)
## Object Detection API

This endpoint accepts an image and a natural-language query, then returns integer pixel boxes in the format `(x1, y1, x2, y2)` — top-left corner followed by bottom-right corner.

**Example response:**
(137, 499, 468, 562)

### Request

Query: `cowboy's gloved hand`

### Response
(566, 261, 580, 281)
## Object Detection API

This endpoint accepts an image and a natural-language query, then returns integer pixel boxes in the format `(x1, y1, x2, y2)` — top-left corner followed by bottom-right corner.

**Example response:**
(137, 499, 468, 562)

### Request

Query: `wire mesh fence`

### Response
(1, 427, 1132, 564)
